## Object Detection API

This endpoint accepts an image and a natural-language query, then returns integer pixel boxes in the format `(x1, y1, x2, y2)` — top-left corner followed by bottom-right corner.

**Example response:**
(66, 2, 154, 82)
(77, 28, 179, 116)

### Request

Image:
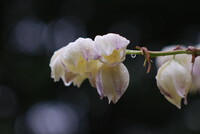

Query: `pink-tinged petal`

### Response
(61, 42, 83, 69)
(61, 38, 100, 75)
(75, 38, 99, 61)
(94, 33, 129, 56)
(88, 62, 103, 88)
(94, 33, 130, 66)
(156, 59, 192, 109)
(96, 63, 130, 103)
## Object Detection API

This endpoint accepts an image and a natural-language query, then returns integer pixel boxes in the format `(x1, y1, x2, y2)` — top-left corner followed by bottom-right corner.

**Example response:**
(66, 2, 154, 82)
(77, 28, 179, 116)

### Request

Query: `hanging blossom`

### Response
(156, 45, 200, 108)
(156, 59, 192, 109)
(49, 33, 130, 103)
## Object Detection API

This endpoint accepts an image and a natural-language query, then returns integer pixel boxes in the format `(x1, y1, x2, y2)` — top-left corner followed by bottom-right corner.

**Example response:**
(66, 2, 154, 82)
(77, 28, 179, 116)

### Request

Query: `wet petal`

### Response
(61, 38, 100, 75)
(94, 33, 129, 66)
(96, 63, 129, 103)
(75, 38, 99, 61)
(156, 59, 192, 108)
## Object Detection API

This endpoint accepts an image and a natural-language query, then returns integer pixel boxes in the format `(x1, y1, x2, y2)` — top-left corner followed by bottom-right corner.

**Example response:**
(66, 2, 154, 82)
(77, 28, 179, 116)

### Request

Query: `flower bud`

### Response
(156, 59, 192, 108)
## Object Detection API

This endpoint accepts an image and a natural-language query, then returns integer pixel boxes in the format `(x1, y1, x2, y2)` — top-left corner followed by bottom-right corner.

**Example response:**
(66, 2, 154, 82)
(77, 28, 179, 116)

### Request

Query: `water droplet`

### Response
(131, 54, 136, 58)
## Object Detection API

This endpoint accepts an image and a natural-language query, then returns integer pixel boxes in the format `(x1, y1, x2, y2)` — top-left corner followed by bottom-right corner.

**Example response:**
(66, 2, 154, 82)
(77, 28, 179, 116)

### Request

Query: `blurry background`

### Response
(1, 0, 200, 134)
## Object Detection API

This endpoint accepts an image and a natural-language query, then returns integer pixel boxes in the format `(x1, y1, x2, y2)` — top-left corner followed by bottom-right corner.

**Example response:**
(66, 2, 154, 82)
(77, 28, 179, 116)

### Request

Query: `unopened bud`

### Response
(156, 59, 192, 109)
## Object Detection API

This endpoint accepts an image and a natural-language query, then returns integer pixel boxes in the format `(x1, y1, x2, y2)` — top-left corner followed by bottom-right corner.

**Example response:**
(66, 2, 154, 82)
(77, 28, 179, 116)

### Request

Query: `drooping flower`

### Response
(94, 33, 130, 66)
(96, 63, 130, 103)
(50, 38, 99, 87)
(50, 33, 130, 103)
(156, 59, 192, 109)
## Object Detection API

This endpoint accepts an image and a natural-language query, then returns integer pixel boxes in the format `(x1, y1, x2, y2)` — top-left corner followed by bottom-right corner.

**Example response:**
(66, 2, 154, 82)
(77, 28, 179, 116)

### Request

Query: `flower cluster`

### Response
(156, 45, 200, 108)
(49, 33, 130, 103)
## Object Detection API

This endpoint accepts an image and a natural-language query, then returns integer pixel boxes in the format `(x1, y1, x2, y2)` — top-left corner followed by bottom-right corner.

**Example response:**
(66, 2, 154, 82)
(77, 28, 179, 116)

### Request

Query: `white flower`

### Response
(94, 33, 130, 66)
(156, 59, 192, 109)
(50, 38, 99, 87)
(50, 33, 130, 103)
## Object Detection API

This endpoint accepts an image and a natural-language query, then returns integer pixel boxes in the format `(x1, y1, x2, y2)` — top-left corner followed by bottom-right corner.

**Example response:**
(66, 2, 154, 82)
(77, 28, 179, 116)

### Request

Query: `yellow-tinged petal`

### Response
(72, 75, 87, 87)
(49, 47, 66, 81)
(94, 33, 129, 66)
(61, 38, 100, 75)
(96, 63, 129, 103)
(50, 37, 103, 88)
(156, 59, 192, 108)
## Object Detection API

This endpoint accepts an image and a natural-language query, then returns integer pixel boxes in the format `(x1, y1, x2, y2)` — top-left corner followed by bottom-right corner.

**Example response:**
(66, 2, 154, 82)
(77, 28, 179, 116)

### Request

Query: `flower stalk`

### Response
(126, 48, 200, 58)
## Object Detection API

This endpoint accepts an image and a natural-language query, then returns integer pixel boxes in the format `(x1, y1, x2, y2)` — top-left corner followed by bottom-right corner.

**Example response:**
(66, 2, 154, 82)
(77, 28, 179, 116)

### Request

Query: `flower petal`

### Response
(61, 38, 100, 75)
(96, 63, 130, 103)
(49, 48, 66, 81)
(72, 75, 87, 87)
(94, 33, 129, 66)
(75, 38, 99, 61)
(61, 71, 77, 86)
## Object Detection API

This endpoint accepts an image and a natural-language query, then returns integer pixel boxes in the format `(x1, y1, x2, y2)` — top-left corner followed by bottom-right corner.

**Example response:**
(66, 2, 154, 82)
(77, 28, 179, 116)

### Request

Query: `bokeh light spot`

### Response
(26, 102, 79, 134)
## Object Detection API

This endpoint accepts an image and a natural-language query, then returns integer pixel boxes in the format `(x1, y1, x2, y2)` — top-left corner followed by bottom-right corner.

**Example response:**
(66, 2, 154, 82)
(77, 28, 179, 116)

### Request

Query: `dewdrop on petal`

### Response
(156, 59, 192, 109)
(94, 33, 130, 66)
